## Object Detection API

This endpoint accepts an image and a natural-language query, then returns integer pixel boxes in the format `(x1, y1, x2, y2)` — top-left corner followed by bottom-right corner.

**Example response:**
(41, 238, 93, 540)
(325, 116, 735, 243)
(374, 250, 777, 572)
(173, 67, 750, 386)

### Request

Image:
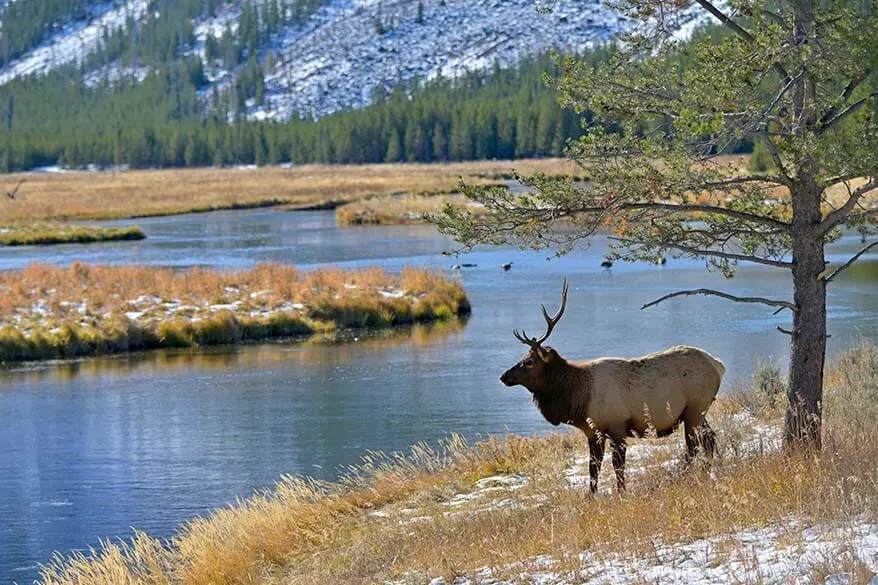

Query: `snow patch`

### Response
(0, 0, 151, 85)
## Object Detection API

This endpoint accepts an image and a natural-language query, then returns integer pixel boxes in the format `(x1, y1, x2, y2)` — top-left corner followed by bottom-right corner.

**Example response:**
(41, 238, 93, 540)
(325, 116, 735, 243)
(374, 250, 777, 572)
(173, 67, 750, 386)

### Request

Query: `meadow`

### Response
(0, 263, 470, 362)
(0, 159, 583, 223)
(36, 344, 878, 584)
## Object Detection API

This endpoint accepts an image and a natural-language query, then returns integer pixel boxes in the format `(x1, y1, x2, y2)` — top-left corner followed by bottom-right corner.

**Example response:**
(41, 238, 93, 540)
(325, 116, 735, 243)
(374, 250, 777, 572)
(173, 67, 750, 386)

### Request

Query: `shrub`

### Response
(747, 141, 775, 172)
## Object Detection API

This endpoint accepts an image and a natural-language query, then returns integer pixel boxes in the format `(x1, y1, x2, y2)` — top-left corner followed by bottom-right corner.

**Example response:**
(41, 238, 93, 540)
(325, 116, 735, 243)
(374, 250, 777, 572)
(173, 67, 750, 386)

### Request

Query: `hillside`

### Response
(0, 0, 703, 120)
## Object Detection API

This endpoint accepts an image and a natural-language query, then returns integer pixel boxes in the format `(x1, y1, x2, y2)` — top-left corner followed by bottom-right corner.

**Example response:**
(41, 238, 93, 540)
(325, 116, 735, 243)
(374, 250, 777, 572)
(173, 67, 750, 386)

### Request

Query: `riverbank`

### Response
(0, 224, 146, 246)
(37, 344, 878, 584)
(0, 159, 583, 223)
(0, 263, 470, 362)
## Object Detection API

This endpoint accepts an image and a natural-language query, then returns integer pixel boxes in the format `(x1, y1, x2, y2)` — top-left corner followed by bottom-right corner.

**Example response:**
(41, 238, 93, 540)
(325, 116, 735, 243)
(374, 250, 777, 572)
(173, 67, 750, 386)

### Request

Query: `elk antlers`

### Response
(513, 278, 568, 349)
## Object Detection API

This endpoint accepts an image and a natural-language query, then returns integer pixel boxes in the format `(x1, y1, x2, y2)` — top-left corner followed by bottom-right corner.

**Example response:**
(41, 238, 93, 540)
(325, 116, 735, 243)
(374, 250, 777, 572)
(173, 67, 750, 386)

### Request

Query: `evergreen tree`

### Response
(435, 0, 878, 451)
(384, 128, 402, 162)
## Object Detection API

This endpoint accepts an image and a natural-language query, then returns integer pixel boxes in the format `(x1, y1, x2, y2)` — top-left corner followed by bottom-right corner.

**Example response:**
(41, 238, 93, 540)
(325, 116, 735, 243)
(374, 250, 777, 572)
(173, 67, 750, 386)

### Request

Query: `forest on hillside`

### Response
(0, 50, 615, 171)
(0, 0, 743, 172)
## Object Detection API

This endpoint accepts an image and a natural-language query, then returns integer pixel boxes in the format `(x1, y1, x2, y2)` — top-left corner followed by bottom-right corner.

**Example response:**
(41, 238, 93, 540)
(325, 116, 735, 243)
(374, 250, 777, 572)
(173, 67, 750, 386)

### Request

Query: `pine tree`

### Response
(385, 128, 402, 162)
(431, 122, 447, 161)
(435, 0, 878, 452)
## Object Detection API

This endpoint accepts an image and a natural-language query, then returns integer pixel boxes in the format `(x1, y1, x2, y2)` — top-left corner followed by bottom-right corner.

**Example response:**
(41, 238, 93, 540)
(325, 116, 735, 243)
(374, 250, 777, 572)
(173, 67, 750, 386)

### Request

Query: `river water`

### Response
(1, 209, 876, 583)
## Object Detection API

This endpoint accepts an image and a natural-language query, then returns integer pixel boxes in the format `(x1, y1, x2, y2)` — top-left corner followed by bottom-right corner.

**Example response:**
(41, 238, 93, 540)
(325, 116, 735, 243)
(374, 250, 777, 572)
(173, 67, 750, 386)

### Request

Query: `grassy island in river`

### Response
(0, 263, 470, 362)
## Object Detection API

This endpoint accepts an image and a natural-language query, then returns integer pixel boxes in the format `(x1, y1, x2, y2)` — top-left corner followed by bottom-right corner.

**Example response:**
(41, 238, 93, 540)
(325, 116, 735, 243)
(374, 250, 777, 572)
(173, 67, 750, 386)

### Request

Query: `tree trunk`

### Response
(785, 181, 827, 451)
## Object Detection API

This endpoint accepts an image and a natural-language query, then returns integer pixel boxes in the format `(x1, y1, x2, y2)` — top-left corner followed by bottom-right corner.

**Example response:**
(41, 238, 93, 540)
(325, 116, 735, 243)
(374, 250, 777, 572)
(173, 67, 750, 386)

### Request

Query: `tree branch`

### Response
(693, 0, 791, 84)
(818, 91, 878, 134)
(818, 70, 870, 128)
(612, 237, 794, 268)
(568, 201, 790, 231)
(820, 180, 877, 232)
(821, 241, 878, 283)
(845, 209, 878, 223)
(641, 288, 797, 312)
(763, 69, 807, 119)
(703, 174, 791, 188)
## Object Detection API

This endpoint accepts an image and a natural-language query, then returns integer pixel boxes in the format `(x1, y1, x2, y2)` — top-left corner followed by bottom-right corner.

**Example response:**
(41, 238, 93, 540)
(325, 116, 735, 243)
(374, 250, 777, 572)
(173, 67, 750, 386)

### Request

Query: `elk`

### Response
(500, 279, 725, 493)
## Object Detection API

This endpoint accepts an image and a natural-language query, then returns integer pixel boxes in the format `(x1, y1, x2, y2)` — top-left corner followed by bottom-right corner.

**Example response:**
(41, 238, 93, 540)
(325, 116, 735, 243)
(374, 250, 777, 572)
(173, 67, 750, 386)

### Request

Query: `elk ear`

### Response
(539, 346, 558, 362)
(535, 346, 551, 363)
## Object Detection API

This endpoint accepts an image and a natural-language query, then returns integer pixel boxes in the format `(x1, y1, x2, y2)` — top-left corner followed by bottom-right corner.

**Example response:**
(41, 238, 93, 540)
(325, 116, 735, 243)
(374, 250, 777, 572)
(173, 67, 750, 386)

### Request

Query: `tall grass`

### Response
(0, 263, 469, 362)
(0, 159, 583, 223)
(36, 344, 878, 584)
(0, 224, 146, 245)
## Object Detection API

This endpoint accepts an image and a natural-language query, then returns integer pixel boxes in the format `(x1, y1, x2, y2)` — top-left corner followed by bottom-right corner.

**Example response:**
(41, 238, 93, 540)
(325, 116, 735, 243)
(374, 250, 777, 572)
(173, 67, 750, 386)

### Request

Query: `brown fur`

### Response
(501, 344, 725, 492)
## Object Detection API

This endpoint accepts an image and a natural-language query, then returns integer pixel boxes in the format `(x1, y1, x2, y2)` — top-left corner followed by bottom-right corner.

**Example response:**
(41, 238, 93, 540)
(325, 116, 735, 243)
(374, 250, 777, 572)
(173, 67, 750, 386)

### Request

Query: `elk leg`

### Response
(683, 422, 698, 465)
(610, 439, 627, 492)
(684, 417, 717, 466)
(587, 435, 605, 494)
(699, 420, 717, 460)
(682, 407, 707, 465)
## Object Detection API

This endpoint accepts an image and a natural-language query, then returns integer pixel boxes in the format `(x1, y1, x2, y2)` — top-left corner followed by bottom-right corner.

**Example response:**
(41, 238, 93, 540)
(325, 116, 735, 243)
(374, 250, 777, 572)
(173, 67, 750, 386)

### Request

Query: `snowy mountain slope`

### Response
(252, 0, 629, 119)
(0, 0, 150, 85)
(0, 0, 707, 119)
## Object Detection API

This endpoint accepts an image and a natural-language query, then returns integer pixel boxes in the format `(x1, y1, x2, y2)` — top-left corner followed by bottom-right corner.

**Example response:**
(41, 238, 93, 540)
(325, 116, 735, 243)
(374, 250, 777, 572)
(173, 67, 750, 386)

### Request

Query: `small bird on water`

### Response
(5, 179, 24, 200)
(600, 260, 613, 268)
(501, 262, 513, 271)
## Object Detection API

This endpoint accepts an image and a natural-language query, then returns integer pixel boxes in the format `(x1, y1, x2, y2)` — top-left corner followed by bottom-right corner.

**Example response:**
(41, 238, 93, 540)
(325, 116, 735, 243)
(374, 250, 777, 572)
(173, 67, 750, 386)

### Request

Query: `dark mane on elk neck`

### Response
(529, 357, 591, 427)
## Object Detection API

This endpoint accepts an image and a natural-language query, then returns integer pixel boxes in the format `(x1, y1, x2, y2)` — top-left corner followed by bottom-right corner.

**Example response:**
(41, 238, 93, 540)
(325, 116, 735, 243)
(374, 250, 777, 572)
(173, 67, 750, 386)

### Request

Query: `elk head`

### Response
(500, 279, 568, 392)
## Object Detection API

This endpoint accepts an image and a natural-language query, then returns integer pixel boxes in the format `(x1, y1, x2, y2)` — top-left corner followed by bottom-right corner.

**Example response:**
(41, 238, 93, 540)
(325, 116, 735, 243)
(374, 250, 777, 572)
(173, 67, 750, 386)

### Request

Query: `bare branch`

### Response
(763, 69, 807, 119)
(5, 179, 24, 200)
(702, 174, 791, 188)
(568, 202, 790, 231)
(693, 0, 791, 84)
(641, 288, 797, 312)
(845, 208, 878, 223)
(612, 236, 794, 268)
(820, 180, 878, 232)
(818, 91, 878, 134)
(818, 70, 870, 128)
(777, 325, 830, 338)
(821, 241, 878, 283)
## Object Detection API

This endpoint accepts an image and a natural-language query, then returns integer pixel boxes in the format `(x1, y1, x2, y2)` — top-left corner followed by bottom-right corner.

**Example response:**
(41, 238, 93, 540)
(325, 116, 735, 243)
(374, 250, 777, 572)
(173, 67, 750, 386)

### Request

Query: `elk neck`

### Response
(530, 356, 591, 427)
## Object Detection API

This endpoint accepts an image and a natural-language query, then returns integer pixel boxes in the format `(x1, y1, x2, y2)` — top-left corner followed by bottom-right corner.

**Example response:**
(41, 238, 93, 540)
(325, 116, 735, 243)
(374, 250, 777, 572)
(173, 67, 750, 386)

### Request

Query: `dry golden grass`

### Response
(0, 263, 469, 362)
(0, 159, 579, 222)
(335, 193, 481, 226)
(37, 344, 878, 585)
(0, 224, 146, 245)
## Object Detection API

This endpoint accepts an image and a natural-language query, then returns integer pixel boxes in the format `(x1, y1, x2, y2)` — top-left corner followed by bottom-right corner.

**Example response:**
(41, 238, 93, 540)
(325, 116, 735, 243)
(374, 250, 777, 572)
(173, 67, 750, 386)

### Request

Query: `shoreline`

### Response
(34, 344, 878, 585)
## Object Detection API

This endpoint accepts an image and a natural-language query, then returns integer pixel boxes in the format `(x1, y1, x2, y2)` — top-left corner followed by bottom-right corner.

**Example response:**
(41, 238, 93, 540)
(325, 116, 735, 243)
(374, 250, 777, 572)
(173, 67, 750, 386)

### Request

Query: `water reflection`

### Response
(1, 320, 467, 386)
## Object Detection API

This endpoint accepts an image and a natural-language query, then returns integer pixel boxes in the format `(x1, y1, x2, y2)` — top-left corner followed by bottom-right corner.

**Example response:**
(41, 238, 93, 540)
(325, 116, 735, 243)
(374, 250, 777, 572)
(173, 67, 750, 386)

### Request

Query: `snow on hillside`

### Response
(0, 0, 709, 119)
(0, 0, 150, 85)
(253, 0, 631, 120)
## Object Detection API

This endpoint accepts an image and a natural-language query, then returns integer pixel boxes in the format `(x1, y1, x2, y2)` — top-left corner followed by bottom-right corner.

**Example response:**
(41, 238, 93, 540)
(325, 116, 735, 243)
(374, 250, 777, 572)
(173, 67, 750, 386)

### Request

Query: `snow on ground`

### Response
(386, 519, 878, 584)
(0, 0, 150, 85)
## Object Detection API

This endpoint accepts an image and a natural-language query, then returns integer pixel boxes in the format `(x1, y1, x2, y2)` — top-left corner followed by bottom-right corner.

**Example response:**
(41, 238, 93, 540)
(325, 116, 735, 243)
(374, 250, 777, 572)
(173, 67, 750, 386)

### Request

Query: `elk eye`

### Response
(524, 359, 534, 367)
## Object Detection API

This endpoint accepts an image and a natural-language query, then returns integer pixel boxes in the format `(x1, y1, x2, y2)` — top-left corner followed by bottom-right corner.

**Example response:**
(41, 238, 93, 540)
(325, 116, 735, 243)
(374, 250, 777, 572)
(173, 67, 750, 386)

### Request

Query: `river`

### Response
(1, 208, 876, 583)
